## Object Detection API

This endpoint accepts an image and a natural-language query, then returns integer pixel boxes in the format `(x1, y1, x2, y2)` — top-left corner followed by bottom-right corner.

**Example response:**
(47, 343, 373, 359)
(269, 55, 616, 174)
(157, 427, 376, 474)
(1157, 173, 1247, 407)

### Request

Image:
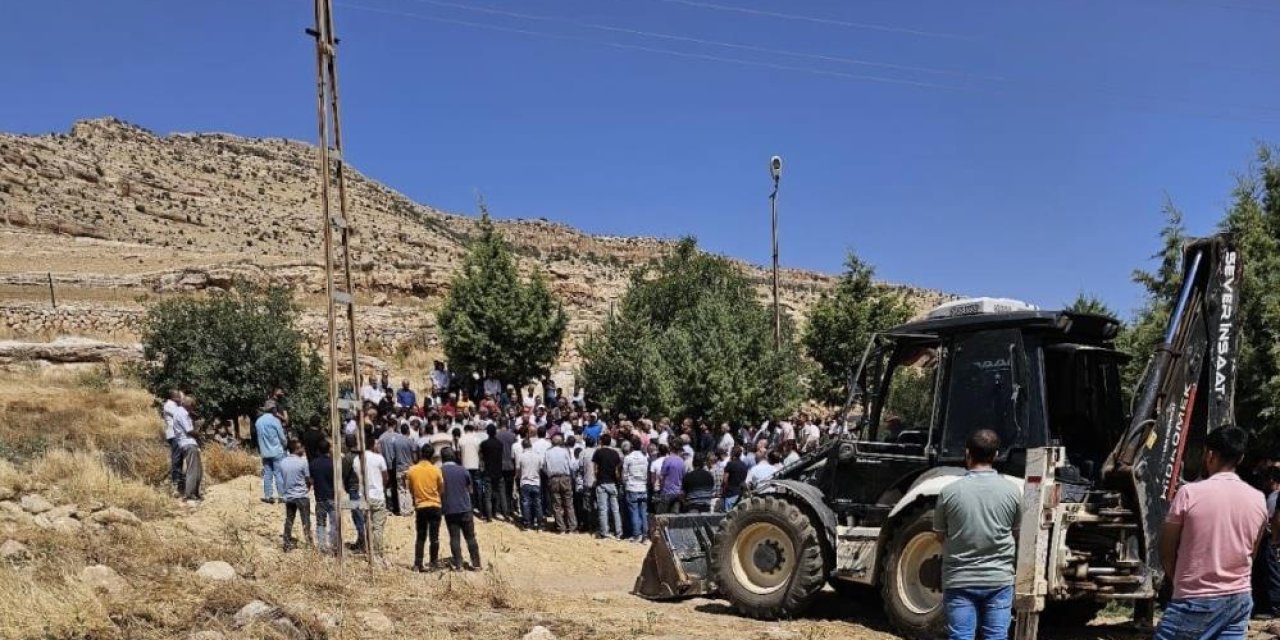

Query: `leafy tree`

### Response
(1066, 292, 1116, 317)
(141, 286, 328, 427)
(580, 238, 804, 423)
(1220, 146, 1280, 445)
(437, 207, 567, 387)
(802, 252, 914, 405)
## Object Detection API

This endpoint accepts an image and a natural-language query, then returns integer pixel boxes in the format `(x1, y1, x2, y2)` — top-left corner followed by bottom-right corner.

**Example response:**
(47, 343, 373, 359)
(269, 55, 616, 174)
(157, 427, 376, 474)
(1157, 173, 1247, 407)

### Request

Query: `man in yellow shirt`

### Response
(405, 444, 444, 571)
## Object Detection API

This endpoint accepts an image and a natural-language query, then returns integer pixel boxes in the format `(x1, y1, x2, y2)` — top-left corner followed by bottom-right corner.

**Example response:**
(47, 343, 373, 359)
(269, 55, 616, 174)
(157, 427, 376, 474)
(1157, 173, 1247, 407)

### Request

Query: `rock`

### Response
(761, 627, 800, 640)
(372, 292, 389, 306)
(195, 560, 236, 581)
(90, 507, 141, 526)
(0, 501, 22, 515)
(51, 516, 81, 533)
(0, 486, 15, 501)
(522, 625, 557, 640)
(187, 632, 224, 640)
(45, 504, 76, 520)
(79, 564, 127, 595)
(32, 515, 52, 529)
(357, 610, 393, 633)
(20, 494, 53, 514)
(233, 600, 276, 627)
(271, 618, 304, 639)
(0, 539, 30, 560)
(589, 593, 611, 603)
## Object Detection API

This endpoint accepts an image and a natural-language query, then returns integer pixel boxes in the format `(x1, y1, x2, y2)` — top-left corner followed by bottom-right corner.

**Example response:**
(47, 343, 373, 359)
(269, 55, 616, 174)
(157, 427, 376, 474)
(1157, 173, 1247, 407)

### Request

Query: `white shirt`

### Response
(780, 421, 796, 443)
(517, 449, 544, 487)
(162, 399, 180, 440)
(458, 431, 486, 470)
(657, 431, 670, 446)
(800, 423, 821, 451)
(649, 457, 664, 490)
(483, 378, 502, 398)
(522, 392, 537, 409)
(356, 452, 389, 500)
(171, 405, 194, 441)
(783, 450, 800, 466)
(344, 418, 357, 437)
(717, 432, 735, 455)
(360, 384, 382, 405)
(623, 451, 649, 493)
(531, 437, 552, 456)
(746, 462, 778, 487)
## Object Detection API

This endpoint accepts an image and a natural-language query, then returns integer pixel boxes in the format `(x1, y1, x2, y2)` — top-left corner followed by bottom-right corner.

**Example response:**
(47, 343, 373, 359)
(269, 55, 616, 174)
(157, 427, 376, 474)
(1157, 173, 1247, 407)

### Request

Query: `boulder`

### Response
(79, 564, 127, 595)
(0, 539, 30, 560)
(195, 560, 236, 581)
(0, 501, 22, 515)
(522, 625, 557, 640)
(271, 618, 304, 639)
(90, 507, 141, 526)
(357, 610, 393, 633)
(186, 631, 224, 640)
(51, 516, 81, 534)
(233, 600, 276, 627)
(20, 494, 53, 514)
(45, 504, 77, 520)
(0, 486, 15, 501)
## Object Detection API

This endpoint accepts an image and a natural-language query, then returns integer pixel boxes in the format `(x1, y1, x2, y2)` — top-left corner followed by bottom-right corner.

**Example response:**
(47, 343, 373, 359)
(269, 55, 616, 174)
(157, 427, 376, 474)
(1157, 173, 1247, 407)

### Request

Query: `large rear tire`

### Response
(711, 495, 826, 619)
(881, 507, 946, 640)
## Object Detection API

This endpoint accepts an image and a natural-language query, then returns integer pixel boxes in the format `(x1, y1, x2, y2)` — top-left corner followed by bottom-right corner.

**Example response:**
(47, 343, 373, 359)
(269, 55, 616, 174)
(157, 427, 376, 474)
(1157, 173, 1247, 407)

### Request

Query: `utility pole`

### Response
(769, 156, 782, 352)
(308, 0, 372, 571)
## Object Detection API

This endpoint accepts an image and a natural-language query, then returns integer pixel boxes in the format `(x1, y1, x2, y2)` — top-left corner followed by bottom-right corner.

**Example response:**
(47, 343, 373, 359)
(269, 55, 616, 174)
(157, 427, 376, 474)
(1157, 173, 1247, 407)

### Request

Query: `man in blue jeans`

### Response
(934, 429, 1021, 640)
(255, 401, 288, 503)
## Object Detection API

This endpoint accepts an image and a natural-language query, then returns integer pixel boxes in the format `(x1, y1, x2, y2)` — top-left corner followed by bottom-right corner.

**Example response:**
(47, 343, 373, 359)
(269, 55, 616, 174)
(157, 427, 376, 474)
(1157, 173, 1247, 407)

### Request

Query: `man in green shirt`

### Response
(934, 429, 1021, 640)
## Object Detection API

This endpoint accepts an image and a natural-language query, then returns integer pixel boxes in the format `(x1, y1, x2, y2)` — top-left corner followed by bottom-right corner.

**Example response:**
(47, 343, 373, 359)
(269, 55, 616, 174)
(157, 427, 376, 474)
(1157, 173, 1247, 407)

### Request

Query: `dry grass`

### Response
(28, 450, 173, 520)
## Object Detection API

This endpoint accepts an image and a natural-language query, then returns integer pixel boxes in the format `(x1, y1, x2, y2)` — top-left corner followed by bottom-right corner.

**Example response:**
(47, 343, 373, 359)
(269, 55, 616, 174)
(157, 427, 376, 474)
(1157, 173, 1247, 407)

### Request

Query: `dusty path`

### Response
(173, 476, 1154, 640)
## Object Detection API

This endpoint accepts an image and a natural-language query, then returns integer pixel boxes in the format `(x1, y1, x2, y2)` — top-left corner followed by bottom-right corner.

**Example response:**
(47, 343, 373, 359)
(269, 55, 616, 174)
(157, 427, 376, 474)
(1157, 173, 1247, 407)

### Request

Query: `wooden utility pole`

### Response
(309, 0, 372, 571)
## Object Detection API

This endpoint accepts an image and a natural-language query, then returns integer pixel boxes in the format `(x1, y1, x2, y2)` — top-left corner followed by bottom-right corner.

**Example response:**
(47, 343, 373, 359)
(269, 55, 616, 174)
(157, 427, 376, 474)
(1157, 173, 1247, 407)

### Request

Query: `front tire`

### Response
(881, 507, 946, 639)
(711, 495, 826, 619)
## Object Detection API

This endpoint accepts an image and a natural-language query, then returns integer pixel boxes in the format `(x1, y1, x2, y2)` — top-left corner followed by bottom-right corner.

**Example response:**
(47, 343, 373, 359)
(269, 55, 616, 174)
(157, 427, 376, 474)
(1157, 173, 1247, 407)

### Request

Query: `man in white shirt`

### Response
(356, 440, 390, 562)
(799, 418, 822, 453)
(716, 423, 735, 457)
(360, 376, 382, 406)
(483, 376, 502, 400)
(622, 440, 651, 542)
(746, 450, 781, 488)
(430, 361, 450, 404)
(162, 390, 185, 495)
(458, 423, 489, 519)
(173, 396, 203, 503)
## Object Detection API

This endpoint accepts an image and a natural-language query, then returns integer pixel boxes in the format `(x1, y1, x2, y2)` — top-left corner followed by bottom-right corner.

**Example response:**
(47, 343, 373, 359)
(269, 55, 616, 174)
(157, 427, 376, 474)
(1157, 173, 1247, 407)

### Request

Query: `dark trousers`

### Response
(414, 506, 442, 568)
(284, 498, 312, 547)
(469, 469, 490, 519)
(445, 512, 482, 569)
(167, 437, 183, 492)
(519, 484, 543, 529)
(502, 470, 517, 516)
(386, 473, 402, 516)
(547, 475, 577, 532)
(347, 488, 366, 547)
(485, 474, 509, 519)
(653, 493, 682, 515)
(1256, 540, 1280, 615)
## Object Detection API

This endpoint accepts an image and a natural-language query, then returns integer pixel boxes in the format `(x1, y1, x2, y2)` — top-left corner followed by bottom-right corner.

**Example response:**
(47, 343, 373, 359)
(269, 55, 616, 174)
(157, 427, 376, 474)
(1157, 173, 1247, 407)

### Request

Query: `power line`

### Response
(397, 0, 1001, 81)
(336, 2, 964, 90)
(652, 0, 977, 41)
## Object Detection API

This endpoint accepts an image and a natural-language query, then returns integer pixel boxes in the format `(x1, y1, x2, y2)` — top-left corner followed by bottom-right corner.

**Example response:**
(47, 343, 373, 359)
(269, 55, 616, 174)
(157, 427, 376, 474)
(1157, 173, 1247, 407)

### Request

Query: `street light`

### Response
(769, 155, 782, 353)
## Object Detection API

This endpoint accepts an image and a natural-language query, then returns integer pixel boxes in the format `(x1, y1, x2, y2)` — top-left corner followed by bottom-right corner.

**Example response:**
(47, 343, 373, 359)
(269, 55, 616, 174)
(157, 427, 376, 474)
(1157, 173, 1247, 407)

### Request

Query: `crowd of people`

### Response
(231, 363, 836, 570)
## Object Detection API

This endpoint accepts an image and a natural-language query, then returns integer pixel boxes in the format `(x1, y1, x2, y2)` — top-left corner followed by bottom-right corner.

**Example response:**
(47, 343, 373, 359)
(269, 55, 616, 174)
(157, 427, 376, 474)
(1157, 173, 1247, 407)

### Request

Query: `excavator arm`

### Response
(1103, 234, 1241, 585)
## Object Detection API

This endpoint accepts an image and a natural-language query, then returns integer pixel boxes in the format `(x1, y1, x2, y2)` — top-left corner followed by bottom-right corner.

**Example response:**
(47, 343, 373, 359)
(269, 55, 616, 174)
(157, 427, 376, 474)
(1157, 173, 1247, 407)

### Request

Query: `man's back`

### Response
(405, 461, 443, 509)
(517, 449, 543, 486)
(279, 455, 310, 500)
(1168, 472, 1267, 600)
(934, 471, 1021, 589)
(255, 414, 285, 458)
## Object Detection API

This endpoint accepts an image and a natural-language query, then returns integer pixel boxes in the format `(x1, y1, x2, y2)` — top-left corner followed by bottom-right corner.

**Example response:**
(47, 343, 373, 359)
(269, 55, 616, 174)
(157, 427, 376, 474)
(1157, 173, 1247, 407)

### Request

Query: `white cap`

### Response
(926, 297, 1038, 320)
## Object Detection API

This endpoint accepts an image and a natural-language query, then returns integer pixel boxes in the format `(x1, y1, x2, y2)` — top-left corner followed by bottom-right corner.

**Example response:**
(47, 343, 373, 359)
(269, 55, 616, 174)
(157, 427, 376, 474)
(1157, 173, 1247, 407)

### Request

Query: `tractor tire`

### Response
(881, 507, 946, 640)
(710, 495, 826, 619)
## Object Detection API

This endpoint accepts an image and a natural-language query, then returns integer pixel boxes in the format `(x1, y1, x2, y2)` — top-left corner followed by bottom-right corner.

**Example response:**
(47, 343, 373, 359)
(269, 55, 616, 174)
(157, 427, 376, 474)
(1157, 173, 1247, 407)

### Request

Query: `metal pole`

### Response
(309, 0, 345, 562)
(769, 174, 781, 353)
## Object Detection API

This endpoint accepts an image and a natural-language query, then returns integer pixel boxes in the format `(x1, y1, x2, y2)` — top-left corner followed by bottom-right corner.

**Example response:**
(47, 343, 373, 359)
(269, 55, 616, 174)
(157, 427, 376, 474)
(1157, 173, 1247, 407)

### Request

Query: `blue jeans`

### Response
(1155, 592, 1251, 640)
(520, 484, 543, 529)
(625, 490, 648, 539)
(723, 495, 740, 511)
(944, 585, 1012, 640)
(261, 456, 284, 500)
(347, 489, 366, 546)
(595, 483, 622, 537)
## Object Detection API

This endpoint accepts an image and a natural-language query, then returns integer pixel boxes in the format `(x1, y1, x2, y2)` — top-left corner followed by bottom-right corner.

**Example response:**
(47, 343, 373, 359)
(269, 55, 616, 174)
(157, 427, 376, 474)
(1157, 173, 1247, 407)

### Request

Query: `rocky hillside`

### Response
(0, 118, 948, 371)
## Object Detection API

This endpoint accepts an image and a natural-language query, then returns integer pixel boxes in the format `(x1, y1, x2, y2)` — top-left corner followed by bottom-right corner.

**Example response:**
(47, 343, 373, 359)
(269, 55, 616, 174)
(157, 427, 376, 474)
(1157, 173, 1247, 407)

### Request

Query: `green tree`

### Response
(580, 238, 804, 423)
(801, 252, 914, 405)
(437, 207, 568, 386)
(1066, 291, 1116, 317)
(1220, 146, 1280, 445)
(140, 286, 327, 427)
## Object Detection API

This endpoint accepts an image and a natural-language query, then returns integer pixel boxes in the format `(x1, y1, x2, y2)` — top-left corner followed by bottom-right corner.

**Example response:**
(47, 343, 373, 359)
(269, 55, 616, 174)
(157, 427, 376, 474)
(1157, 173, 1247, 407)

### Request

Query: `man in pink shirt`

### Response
(1157, 426, 1268, 640)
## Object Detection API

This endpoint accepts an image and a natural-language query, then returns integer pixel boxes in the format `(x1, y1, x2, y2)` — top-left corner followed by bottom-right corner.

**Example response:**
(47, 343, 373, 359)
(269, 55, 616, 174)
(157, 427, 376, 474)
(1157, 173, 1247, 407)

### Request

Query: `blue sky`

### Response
(2, 0, 1277, 317)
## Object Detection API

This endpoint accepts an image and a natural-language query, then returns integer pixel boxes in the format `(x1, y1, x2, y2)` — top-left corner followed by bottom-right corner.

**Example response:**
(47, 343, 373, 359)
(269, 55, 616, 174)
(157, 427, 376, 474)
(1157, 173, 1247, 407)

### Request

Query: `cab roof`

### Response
(887, 310, 1121, 341)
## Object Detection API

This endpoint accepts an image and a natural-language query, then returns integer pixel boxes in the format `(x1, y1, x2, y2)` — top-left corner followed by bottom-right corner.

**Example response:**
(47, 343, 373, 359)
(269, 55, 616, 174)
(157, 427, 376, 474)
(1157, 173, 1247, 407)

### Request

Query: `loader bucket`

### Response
(633, 513, 724, 600)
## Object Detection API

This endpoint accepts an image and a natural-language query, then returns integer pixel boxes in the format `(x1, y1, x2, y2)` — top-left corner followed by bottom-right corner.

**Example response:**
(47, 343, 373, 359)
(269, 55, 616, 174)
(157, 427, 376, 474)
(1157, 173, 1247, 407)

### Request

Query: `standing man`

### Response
(341, 434, 367, 552)
(175, 396, 203, 504)
(405, 443, 444, 572)
(934, 430, 1020, 640)
(396, 379, 417, 412)
(357, 438, 390, 565)
(721, 446, 749, 511)
(255, 401, 288, 504)
(441, 447, 483, 571)
(278, 440, 313, 551)
(310, 440, 337, 554)
(458, 422, 488, 521)
(591, 433, 624, 539)
(162, 390, 186, 496)
(541, 434, 578, 534)
(479, 424, 509, 521)
(516, 437, 545, 530)
(655, 443, 686, 515)
(497, 423, 519, 520)
(622, 439, 650, 542)
(1254, 466, 1280, 619)
(1157, 426, 1268, 640)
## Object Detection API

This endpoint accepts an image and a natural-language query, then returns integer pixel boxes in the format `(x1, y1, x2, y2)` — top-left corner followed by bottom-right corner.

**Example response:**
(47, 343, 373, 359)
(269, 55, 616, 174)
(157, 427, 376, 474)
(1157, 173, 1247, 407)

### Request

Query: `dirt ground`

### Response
(177, 475, 1151, 640)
